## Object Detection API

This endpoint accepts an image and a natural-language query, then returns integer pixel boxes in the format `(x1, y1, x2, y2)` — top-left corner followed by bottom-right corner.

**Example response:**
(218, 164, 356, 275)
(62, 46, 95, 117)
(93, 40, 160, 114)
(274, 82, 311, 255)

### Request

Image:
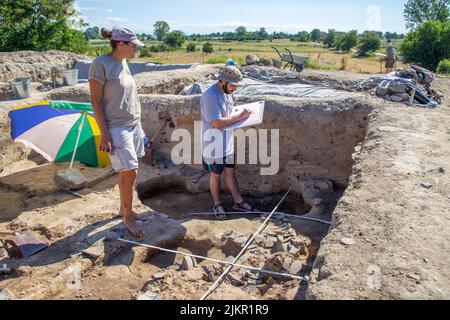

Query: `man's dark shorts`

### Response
(385, 59, 395, 68)
(203, 154, 236, 175)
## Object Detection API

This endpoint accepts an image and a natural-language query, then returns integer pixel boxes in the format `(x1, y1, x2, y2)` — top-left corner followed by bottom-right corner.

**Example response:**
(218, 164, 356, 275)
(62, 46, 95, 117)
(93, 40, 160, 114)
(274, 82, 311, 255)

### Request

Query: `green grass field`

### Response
(88, 39, 406, 74)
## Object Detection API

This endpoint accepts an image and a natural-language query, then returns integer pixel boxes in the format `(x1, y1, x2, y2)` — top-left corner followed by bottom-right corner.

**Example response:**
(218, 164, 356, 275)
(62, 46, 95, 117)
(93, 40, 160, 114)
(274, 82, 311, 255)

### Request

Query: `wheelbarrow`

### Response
(272, 47, 308, 73)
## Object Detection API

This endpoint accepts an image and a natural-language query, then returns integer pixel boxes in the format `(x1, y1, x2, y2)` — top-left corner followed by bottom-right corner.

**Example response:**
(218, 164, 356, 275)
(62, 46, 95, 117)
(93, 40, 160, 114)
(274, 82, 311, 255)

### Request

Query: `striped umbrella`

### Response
(8, 101, 110, 168)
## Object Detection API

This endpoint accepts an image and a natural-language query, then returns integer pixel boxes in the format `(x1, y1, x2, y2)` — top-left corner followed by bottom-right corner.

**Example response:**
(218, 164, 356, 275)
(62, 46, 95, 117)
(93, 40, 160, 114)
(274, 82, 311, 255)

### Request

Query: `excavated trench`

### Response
(130, 92, 373, 300)
(0, 72, 375, 300)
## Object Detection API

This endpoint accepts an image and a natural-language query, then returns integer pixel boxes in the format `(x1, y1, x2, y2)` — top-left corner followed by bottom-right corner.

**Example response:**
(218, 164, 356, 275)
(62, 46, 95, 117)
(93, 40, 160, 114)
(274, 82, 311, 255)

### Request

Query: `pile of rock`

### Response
(375, 79, 413, 103)
(0, 83, 13, 99)
(245, 55, 273, 67)
(356, 65, 442, 106)
(0, 50, 89, 83)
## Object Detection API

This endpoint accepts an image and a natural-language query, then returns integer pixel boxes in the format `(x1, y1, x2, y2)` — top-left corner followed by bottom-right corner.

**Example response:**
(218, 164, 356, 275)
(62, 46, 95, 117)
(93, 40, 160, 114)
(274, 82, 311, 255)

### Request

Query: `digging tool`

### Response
(4, 231, 48, 258)
(142, 112, 172, 167)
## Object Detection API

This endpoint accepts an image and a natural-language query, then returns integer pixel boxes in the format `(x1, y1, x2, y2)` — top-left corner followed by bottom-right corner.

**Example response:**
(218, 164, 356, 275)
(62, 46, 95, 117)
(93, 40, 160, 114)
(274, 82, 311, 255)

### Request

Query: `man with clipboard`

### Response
(200, 66, 259, 220)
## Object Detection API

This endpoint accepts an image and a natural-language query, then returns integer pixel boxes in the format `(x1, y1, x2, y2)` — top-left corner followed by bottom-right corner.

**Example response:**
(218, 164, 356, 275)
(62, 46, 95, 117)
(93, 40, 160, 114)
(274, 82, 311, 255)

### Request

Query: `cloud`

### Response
(105, 17, 131, 24)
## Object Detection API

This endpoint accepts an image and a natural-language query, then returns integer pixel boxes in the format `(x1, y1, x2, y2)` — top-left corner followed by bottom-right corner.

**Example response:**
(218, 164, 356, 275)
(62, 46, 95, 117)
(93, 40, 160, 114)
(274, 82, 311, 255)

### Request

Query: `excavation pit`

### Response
(129, 92, 373, 300)
(8, 61, 435, 300)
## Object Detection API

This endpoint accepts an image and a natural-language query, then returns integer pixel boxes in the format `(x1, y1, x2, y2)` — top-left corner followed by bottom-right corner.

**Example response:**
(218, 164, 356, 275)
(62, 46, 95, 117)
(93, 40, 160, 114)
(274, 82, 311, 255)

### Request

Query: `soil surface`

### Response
(0, 54, 449, 300)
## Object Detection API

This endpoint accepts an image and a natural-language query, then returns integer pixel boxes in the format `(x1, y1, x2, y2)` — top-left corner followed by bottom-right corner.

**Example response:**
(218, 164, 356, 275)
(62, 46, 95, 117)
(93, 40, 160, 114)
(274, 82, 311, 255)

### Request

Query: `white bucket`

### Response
(61, 69, 79, 86)
(9, 77, 31, 99)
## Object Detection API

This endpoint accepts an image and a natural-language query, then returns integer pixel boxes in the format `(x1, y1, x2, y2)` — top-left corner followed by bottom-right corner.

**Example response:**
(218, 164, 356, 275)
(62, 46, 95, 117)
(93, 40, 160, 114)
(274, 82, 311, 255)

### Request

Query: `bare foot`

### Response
(122, 217, 144, 238)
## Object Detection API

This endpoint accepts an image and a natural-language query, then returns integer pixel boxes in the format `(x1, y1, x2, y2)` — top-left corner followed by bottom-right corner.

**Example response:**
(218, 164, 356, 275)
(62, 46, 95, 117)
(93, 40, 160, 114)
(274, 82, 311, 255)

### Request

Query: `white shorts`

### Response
(108, 124, 145, 172)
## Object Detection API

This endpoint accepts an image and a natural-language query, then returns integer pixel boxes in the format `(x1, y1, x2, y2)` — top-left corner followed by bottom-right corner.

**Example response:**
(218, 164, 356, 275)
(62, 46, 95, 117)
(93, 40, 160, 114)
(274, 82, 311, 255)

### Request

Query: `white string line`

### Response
(187, 212, 332, 225)
(201, 184, 295, 301)
(115, 238, 306, 281)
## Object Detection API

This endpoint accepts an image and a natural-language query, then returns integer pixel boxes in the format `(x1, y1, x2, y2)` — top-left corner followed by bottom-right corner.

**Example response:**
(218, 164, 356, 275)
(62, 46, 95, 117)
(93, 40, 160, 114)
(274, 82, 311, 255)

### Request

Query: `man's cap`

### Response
(217, 66, 243, 84)
(111, 27, 145, 47)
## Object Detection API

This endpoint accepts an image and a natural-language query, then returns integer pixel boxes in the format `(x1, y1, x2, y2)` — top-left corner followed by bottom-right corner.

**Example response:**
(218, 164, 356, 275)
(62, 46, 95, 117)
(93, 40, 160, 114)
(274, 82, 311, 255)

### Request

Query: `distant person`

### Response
(385, 40, 396, 74)
(200, 66, 259, 220)
(88, 27, 147, 237)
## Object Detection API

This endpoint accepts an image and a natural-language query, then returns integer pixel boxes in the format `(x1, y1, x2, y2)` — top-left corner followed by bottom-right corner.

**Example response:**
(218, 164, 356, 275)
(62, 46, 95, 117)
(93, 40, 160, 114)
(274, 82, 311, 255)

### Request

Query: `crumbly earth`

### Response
(307, 75, 450, 300)
(0, 54, 449, 300)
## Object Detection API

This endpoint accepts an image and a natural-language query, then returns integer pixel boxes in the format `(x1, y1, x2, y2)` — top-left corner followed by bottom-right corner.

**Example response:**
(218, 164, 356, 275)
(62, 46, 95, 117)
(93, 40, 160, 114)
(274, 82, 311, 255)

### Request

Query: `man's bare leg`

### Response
(224, 168, 254, 211)
(119, 170, 144, 237)
(210, 173, 226, 214)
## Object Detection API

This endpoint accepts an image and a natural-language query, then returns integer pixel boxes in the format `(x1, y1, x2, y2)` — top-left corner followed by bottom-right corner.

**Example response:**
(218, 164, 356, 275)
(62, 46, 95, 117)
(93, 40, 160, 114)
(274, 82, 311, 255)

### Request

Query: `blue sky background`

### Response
(75, 0, 408, 35)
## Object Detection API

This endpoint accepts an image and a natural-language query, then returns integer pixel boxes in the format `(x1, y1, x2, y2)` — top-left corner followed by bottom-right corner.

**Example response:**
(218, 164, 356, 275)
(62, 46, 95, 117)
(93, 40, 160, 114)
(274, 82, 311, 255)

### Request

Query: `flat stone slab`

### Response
(92, 213, 187, 262)
(0, 162, 115, 196)
(54, 168, 87, 190)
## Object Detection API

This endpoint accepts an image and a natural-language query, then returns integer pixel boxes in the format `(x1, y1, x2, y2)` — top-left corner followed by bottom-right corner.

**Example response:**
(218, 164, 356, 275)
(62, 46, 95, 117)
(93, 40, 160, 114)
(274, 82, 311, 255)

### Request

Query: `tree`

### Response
(202, 42, 214, 53)
(357, 31, 381, 56)
(385, 31, 399, 40)
(235, 26, 248, 41)
(400, 20, 450, 70)
(404, 0, 450, 30)
(336, 30, 358, 52)
(375, 31, 384, 39)
(0, 0, 88, 53)
(153, 20, 170, 41)
(294, 31, 311, 42)
(138, 46, 151, 58)
(255, 27, 269, 40)
(84, 26, 101, 40)
(311, 29, 321, 42)
(163, 30, 186, 49)
(323, 29, 336, 47)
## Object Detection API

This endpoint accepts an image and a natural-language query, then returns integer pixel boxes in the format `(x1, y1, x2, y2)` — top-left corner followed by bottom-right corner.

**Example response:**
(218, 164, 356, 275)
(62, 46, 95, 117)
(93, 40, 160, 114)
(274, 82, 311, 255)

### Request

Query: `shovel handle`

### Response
(149, 119, 169, 145)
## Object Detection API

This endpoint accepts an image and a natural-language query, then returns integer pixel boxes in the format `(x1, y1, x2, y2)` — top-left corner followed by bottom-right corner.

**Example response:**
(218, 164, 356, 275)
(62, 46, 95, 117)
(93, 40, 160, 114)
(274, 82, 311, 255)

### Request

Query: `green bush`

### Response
(163, 30, 186, 49)
(87, 45, 111, 57)
(138, 46, 152, 58)
(149, 44, 168, 52)
(335, 30, 358, 52)
(186, 43, 196, 52)
(203, 42, 214, 53)
(400, 20, 450, 71)
(357, 32, 381, 57)
(437, 59, 450, 74)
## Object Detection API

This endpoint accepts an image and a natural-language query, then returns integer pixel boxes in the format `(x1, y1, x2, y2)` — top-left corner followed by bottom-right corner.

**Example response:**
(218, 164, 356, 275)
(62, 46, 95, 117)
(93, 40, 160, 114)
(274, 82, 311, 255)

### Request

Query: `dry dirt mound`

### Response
(0, 50, 91, 83)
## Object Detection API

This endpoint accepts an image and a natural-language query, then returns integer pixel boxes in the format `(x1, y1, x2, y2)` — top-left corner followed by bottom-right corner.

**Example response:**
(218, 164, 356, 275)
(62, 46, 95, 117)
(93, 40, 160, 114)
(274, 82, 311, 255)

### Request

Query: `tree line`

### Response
(85, 23, 405, 57)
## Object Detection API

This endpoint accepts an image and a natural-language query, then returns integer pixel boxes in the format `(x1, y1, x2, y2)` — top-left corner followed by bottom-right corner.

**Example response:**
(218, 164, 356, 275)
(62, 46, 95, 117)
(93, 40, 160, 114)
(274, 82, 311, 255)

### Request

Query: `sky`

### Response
(75, 0, 409, 35)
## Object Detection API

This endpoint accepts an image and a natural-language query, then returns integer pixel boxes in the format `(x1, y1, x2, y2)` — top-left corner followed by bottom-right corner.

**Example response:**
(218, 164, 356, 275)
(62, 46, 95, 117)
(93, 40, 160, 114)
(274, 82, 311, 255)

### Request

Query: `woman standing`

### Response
(89, 27, 146, 237)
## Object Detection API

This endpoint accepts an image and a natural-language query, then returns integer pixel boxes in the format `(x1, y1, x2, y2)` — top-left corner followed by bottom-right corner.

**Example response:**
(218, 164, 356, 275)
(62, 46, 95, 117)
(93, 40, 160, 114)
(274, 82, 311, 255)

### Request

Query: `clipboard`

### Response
(225, 101, 265, 130)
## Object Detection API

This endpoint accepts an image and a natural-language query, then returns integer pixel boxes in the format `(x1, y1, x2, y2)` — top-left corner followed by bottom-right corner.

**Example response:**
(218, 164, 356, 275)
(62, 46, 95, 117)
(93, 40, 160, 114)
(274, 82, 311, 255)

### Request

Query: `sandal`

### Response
(213, 203, 228, 220)
(232, 200, 257, 213)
